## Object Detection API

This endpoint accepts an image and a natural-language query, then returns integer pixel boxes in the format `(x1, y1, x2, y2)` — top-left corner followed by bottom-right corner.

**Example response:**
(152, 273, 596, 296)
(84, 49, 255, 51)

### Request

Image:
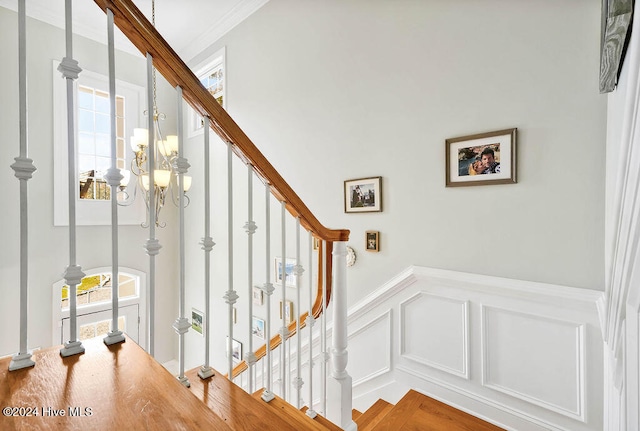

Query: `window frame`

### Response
(187, 47, 226, 138)
(53, 60, 146, 226)
(52, 266, 146, 348)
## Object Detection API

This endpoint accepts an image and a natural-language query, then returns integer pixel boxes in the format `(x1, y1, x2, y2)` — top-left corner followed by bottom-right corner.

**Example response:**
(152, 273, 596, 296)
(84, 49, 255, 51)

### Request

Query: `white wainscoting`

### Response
(347, 266, 603, 431)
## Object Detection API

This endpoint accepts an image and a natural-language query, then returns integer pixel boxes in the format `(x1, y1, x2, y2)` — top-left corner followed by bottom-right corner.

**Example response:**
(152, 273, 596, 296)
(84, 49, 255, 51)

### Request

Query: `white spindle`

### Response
(244, 165, 258, 392)
(280, 201, 288, 400)
(103, 8, 125, 347)
(143, 53, 161, 357)
(224, 142, 239, 379)
(198, 116, 215, 380)
(59, 0, 85, 358)
(293, 218, 304, 408)
(261, 184, 275, 402)
(306, 232, 317, 418)
(327, 241, 356, 431)
(173, 86, 191, 387)
(321, 240, 328, 415)
(9, 0, 37, 371)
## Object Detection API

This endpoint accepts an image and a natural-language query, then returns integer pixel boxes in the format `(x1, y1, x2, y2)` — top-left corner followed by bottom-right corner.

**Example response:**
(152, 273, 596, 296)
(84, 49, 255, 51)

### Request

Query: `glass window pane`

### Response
(116, 139, 125, 159)
(95, 91, 109, 113)
(78, 155, 95, 173)
(78, 109, 94, 133)
(78, 132, 94, 155)
(116, 97, 124, 116)
(95, 156, 110, 176)
(95, 133, 110, 157)
(116, 117, 124, 137)
(95, 113, 109, 134)
(78, 87, 93, 110)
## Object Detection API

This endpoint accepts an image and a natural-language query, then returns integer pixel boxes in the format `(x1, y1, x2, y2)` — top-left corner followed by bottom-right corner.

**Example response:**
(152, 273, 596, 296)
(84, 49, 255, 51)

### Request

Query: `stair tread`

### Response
(370, 390, 505, 431)
(251, 388, 331, 431)
(186, 368, 317, 430)
(300, 406, 343, 431)
(355, 398, 395, 431)
(352, 408, 363, 421)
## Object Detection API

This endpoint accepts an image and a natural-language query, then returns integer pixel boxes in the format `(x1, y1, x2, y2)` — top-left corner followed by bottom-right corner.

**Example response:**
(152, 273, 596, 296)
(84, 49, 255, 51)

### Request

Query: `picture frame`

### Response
(445, 128, 517, 187)
(274, 257, 297, 288)
(252, 316, 265, 339)
(191, 308, 204, 336)
(279, 300, 294, 324)
(252, 286, 264, 306)
(344, 176, 382, 213)
(366, 231, 379, 252)
(226, 336, 242, 364)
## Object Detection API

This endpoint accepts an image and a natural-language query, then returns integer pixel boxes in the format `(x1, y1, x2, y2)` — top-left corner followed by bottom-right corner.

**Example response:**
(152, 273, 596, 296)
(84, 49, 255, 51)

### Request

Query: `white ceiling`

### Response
(0, 0, 268, 63)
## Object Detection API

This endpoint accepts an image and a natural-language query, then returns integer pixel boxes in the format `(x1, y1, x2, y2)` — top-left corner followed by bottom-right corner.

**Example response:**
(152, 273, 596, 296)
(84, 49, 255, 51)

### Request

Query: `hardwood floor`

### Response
(368, 390, 505, 431)
(0, 336, 229, 431)
(1, 336, 506, 431)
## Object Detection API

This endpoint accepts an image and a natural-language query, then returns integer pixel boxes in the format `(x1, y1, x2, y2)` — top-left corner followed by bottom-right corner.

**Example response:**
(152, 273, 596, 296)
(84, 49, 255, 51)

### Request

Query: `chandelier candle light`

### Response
(117, 0, 191, 227)
(122, 125, 192, 227)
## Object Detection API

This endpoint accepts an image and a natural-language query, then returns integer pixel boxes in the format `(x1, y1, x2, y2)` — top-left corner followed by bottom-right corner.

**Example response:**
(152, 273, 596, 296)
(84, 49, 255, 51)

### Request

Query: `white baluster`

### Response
(9, 0, 36, 371)
(321, 240, 328, 415)
(224, 142, 239, 379)
(306, 232, 317, 418)
(279, 201, 288, 400)
(143, 53, 161, 357)
(327, 241, 356, 431)
(261, 184, 275, 402)
(59, 0, 85, 358)
(293, 218, 304, 408)
(103, 8, 125, 347)
(198, 116, 215, 380)
(172, 86, 191, 387)
(244, 165, 258, 392)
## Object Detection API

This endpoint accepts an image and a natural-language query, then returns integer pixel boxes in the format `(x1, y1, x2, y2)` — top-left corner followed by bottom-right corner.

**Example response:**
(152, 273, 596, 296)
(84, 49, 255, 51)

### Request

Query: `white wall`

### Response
(187, 0, 607, 309)
(346, 266, 603, 431)
(0, 7, 179, 364)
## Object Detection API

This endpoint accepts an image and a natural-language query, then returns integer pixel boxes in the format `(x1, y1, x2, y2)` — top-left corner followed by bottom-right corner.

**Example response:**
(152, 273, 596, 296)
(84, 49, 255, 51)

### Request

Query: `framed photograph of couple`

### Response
(344, 176, 382, 213)
(445, 128, 517, 187)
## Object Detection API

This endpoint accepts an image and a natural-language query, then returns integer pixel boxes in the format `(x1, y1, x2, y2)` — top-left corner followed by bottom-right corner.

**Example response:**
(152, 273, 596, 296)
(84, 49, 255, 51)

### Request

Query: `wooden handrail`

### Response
(93, 0, 349, 243)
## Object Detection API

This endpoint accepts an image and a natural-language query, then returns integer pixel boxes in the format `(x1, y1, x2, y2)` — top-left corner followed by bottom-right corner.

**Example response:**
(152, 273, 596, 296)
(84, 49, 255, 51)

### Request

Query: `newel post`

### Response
(327, 242, 357, 431)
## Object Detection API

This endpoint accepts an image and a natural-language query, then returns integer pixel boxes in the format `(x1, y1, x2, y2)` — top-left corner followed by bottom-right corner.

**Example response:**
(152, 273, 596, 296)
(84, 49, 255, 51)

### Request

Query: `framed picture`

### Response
(275, 257, 296, 288)
(252, 286, 264, 306)
(445, 128, 517, 187)
(366, 231, 379, 252)
(226, 336, 242, 364)
(344, 176, 382, 213)
(252, 316, 265, 339)
(191, 308, 204, 336)
(279, 300, 294, 324)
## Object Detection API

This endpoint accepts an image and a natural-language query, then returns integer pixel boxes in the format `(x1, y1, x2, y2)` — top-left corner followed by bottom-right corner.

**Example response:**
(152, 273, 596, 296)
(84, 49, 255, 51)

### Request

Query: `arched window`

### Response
(52, 267, 146, 348)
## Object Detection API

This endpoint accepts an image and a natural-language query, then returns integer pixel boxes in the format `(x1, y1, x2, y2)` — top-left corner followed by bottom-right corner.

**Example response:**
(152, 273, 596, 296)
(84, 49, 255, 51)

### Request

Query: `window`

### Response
(53, 267, 146, 347)
(53, 60, 146, 225)
(61, 272, 138, 310)
(77, 86, 126, 201)
(188, 47, 226, 137)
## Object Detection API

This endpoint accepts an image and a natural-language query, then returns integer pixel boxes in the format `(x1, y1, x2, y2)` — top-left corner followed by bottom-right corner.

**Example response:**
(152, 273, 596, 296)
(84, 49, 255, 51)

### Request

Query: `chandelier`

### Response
(117, 0, 191, 227)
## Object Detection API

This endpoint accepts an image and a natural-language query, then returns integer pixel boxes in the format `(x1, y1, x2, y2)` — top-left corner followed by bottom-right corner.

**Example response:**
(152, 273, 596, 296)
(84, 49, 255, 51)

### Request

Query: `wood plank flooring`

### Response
(2, 336, 507, 431)
(369, 390, 505, 431)
(0, 336, 230, 431)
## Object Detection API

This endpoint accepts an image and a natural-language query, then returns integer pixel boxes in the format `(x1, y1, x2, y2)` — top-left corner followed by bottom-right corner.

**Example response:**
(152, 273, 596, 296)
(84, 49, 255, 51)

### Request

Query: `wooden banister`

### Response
(93, 0, 349, 243)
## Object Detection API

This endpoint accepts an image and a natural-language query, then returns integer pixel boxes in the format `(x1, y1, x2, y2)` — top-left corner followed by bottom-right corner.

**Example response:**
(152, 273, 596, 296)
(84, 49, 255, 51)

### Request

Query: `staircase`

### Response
(186, 365, 506, 431)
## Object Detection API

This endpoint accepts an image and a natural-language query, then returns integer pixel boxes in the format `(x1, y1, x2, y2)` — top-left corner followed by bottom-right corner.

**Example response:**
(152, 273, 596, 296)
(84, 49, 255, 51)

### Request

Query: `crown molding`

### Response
(181, 0, 270, 64)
